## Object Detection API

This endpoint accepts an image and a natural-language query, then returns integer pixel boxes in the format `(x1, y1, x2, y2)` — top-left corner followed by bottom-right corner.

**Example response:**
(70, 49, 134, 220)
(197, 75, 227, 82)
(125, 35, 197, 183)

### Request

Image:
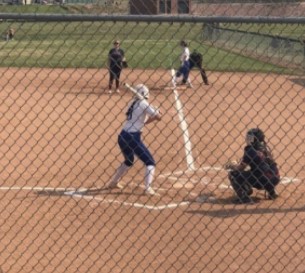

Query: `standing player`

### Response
(225, 128, 280, 204)
(108, 40, 126, 94)
(189, 50, 209, 85)
(172, 40, 193, 88)
(106, 84, 162, 195)
(6, 28, 15, 41)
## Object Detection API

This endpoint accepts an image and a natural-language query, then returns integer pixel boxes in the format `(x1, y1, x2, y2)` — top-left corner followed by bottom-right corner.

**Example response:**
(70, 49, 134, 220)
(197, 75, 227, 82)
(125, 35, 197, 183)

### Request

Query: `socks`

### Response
(145, 165, 155, 189)
(110, 164, 156, 190)
(172, 76, 177, 87)
(109, 163, 129, 185)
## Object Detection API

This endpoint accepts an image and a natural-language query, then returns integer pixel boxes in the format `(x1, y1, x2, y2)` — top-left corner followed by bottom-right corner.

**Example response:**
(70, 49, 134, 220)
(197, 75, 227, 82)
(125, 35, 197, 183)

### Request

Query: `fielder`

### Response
(189, 50, 209, 85)
(225, 128, 280, 204)
(172, 40, 193, 88)
(106, 84, 162, 195)
(108, 40, 126, 94)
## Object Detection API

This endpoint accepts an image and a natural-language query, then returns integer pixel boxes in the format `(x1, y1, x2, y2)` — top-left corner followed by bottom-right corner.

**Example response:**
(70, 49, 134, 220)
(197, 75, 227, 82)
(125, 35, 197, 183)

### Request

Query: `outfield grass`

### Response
(221, 23, 305, 40)
(0, 5, 66, 13)
(0, 4, 125, 14)
(0, 19, 294, 73)
(0, 4, 304, 39)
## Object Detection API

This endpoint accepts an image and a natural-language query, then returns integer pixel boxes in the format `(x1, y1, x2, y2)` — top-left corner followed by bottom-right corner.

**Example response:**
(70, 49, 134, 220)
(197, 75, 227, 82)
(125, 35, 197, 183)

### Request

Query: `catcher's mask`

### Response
(135, 84, 149, 99)
(246, 128, 265, 143)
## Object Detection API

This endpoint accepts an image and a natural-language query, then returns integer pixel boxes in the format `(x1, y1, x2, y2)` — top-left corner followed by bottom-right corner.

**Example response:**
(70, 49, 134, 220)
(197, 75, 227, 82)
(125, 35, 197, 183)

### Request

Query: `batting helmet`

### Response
(135, 84, 149, 99)
(247, 128, 265, 142)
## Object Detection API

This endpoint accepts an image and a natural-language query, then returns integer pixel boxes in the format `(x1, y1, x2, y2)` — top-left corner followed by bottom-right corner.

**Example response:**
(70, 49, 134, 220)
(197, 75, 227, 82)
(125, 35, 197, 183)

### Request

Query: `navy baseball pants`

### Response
(118, 130, 155, 167)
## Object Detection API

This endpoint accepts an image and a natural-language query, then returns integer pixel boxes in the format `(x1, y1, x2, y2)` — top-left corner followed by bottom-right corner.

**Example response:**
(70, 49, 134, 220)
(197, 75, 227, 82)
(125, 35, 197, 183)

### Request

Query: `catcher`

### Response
(225, 128, 280, 204)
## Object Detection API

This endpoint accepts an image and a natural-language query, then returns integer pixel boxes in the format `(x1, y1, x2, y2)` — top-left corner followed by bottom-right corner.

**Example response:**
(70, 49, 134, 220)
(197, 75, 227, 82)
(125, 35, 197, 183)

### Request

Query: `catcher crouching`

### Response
(225, 128, 280, 204)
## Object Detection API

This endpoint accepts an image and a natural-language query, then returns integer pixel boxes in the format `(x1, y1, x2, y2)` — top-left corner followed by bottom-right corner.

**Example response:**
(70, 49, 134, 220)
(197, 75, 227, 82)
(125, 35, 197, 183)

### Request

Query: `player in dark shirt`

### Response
(225, 128, 280, 204)
(189, 50, 209, 85)
(108, 40, 125, 94)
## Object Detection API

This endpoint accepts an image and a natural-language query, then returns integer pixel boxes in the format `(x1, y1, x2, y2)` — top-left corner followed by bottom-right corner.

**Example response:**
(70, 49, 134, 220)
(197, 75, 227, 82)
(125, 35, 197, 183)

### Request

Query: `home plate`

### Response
(173, 182, 194, 189)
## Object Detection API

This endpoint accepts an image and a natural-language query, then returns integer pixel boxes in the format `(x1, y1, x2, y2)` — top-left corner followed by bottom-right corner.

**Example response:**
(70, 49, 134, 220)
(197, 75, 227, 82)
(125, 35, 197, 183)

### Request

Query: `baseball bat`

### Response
(123, 83, 144, 100)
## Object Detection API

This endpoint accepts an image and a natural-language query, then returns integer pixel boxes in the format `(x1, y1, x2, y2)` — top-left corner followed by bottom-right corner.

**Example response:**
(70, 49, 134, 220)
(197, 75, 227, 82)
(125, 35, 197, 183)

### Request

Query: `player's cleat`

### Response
(105, 182, 123, 190)
(108, 90, 112, 94)
(244, 183, 253, 196)
(266, 190, 279, 200)
(186, 82, 193, 88)
(247, 188, 253, 196)
(171, 78, 177, 88)
(145, 187, 156, 196)
(232, 196, 253, 204)
(116, 89, 120, 93)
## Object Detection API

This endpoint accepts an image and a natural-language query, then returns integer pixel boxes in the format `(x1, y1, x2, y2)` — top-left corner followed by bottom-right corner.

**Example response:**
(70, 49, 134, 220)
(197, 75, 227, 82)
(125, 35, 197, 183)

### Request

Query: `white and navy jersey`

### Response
(180, 47, 190, 63)
(123, 99, 158, 133)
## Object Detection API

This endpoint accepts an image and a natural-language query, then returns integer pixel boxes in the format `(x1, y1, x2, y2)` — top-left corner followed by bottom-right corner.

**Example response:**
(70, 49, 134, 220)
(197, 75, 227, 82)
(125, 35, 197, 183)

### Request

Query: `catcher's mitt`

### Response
(122, 61, 128, 68)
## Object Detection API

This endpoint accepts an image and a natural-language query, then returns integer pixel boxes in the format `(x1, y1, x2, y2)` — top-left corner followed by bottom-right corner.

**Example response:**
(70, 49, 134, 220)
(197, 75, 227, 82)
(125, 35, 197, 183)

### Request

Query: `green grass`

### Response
(221, 23, 305, 40)
(0, 20, 295, 73)
(0, 5, 69, 14)
(0, 3, 128, 14)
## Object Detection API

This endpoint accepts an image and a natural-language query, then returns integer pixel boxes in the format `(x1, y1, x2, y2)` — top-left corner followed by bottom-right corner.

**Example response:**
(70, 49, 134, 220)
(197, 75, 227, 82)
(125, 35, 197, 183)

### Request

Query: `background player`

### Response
(225, 128, 280, 204)
(189, 50, 209, 85)
(6, 28, 15, 41)
(106, 84, 162, 195)
(172, 40, 192, 88)
(108, 40, 126, 94)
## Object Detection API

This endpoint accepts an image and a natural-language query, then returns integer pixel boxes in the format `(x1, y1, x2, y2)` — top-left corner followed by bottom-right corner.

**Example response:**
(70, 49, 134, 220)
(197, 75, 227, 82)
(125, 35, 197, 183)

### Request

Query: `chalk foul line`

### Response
(0, 186, 190, 211)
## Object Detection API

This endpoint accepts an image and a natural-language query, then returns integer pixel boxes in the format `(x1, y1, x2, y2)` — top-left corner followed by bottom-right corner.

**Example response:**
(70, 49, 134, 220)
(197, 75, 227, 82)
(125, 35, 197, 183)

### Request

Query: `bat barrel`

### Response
(123, 83, 144, 100)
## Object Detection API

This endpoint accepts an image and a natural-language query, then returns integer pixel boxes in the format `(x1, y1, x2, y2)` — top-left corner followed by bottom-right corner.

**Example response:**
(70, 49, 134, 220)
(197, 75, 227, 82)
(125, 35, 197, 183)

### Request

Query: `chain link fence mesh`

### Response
(203, 24, 305, 68)
(0, 14, 304, 273)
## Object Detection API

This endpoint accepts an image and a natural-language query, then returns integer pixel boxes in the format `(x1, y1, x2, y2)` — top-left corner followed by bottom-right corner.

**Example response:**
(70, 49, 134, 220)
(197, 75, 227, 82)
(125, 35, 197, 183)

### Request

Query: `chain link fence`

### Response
(0, 14, 304, 273)
(203, 23, 305, 68)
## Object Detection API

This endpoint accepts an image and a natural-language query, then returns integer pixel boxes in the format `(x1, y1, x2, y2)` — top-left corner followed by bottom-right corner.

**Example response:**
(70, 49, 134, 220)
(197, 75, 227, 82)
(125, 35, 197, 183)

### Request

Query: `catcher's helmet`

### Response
(247, 128, 265, 142)
(135, 84, 149, 99)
